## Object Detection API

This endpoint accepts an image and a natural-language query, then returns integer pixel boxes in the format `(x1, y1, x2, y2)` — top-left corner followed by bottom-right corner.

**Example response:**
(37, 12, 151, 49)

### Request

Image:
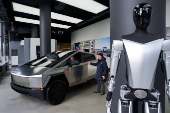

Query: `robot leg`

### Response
(118, 99, 122, 113)
(118, 99, 133, 113)
(144, 102, 150, 113)
(144, 101, 162, 113)
(158, 102, 162, 113)
(129, 101, 133, 113)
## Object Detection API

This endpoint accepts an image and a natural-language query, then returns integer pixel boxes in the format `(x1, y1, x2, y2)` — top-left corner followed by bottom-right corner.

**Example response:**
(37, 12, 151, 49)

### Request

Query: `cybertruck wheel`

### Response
(47, 80, 67, 105)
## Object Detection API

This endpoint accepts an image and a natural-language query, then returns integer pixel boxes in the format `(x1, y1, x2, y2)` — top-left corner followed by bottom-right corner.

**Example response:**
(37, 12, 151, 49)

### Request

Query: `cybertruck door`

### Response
(47, 59, 70, 84)
(68, 52, 88, 87)
(81, 53, 97, 79)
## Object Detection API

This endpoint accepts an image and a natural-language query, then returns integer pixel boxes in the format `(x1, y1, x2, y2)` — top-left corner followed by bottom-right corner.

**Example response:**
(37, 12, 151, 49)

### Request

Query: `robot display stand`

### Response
(106, 3, 170, 113)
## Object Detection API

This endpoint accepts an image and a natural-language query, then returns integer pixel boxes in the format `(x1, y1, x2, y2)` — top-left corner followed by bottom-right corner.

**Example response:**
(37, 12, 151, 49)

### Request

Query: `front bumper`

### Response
(10, 82, 45, 101)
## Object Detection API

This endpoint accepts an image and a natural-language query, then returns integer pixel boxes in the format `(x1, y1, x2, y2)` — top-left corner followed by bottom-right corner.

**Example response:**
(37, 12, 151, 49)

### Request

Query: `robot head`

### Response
(133, 3, 152, 27)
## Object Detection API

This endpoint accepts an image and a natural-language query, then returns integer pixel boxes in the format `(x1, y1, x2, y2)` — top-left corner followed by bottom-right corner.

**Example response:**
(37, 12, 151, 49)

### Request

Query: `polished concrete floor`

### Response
(0, 71, 108, 113)
(1, 71, 170, 113)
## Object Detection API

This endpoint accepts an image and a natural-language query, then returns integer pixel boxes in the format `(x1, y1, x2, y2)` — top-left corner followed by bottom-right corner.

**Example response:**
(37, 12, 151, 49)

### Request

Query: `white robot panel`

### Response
(123, 39, 164, 89)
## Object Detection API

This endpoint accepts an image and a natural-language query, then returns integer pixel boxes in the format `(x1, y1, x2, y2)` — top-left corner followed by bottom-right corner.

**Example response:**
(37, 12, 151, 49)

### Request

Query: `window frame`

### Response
(56, 52, 82, 68)
(81, 52, 96, 63)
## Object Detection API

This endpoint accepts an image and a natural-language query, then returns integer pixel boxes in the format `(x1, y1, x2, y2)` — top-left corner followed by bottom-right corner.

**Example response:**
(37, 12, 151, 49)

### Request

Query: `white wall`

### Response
(30, 38, 55, 61)
(71, 18, 110, 45)
(71, 18, 110, 68)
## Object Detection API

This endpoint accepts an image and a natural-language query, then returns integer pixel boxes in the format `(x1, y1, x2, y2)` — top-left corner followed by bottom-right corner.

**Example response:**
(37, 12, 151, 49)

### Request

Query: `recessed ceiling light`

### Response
(14, 16, 71, 29)
(12, 2, 83, 24)
(15, 17, 39, 24)
(51, 23, 71, 29)
(12, 2, 39, 16)
(56, 0, 108, 14)
(51, 12, 82, 24)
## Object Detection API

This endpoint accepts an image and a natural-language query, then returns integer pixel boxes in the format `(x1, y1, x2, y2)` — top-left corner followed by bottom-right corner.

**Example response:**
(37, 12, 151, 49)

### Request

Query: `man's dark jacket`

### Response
(90, 57, 108, 80)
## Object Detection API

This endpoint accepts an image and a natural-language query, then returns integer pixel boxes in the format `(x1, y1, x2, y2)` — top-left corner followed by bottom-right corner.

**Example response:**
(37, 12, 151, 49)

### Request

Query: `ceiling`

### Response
(1, 0, 110, 42)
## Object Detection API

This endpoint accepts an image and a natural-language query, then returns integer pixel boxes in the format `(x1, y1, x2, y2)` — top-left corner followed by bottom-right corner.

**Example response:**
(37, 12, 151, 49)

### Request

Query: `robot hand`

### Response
(106, 76, 115, 113)
(106, 76, 115, 101)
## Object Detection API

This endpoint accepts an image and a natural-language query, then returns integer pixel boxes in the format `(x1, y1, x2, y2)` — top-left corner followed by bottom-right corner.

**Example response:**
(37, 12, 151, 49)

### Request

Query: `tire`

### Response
(47, 80, 67, 105)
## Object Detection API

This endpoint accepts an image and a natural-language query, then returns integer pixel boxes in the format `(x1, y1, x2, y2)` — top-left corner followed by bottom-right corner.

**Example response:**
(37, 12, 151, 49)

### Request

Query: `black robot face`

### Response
(133, 3, 152, 27)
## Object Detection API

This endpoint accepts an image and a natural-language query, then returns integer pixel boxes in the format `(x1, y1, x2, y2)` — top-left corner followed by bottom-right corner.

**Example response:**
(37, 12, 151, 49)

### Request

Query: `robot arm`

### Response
(162, 40, 170, 105)
(106, 40, 123, 113)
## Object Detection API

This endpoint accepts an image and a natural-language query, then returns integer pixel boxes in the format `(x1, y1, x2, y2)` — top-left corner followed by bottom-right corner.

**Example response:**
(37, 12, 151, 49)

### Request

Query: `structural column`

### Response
(40, 0, 51, 56)
(110, 0, 166, 113)
(31, 24, 38, 38)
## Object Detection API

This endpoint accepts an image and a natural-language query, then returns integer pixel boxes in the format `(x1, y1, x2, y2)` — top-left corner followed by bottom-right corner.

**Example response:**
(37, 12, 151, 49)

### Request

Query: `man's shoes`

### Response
(101, 92, 105, 95)
(93, 91, 101, 93)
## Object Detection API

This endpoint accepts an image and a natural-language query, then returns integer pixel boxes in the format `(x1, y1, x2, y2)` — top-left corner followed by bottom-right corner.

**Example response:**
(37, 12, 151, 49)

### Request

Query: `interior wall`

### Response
(71, 18, 110, 45)
(30, 38, 55, 61)
(9, 41, 24, 64)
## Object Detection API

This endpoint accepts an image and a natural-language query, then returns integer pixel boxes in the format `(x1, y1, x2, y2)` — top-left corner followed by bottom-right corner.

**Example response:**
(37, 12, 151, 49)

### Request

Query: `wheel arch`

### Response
(43, 72, 69, 90)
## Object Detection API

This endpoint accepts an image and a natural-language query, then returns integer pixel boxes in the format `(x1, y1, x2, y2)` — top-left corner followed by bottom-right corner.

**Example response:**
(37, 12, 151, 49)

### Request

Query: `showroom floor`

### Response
(1, 70, 170, 113)
(0, 71, 108, 113)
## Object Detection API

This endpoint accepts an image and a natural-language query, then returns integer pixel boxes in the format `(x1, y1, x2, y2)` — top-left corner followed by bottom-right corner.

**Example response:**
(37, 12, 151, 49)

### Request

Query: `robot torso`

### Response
(122, 38, 164, 90)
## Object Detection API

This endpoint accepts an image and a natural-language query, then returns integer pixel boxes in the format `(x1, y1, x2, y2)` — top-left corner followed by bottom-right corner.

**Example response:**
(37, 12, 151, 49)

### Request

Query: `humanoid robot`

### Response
(106, 3, 170, 113)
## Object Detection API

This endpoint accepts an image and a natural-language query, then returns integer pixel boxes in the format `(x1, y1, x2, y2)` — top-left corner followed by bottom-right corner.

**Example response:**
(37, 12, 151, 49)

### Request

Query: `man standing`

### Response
(87, 53, 108, 95)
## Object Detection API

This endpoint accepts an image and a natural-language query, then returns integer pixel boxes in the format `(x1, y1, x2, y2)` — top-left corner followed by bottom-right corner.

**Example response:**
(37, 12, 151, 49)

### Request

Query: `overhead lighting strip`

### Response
(56, 0, 108, 14)
(12, 2, 83, 24)
(15, 16, 71, 29)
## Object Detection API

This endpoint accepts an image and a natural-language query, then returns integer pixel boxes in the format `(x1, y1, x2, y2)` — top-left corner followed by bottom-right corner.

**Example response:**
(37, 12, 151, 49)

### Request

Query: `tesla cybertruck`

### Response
(10, 51, 97, 105)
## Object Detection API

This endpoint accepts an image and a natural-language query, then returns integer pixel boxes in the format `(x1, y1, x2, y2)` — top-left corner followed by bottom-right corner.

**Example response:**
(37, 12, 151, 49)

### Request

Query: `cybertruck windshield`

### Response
(25, 51, 75, 67)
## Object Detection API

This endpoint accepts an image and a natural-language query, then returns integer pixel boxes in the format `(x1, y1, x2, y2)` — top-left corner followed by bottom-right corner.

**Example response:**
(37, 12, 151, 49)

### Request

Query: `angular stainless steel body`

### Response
(11, 51, 97, 88)
(11, 65, 49, 88)
(11, 74, 43, 88)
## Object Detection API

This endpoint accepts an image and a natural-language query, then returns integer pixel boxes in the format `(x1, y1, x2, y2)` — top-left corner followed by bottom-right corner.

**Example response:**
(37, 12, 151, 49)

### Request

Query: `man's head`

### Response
(98, 53, 103, 60)
(71, 56, 74, 61)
